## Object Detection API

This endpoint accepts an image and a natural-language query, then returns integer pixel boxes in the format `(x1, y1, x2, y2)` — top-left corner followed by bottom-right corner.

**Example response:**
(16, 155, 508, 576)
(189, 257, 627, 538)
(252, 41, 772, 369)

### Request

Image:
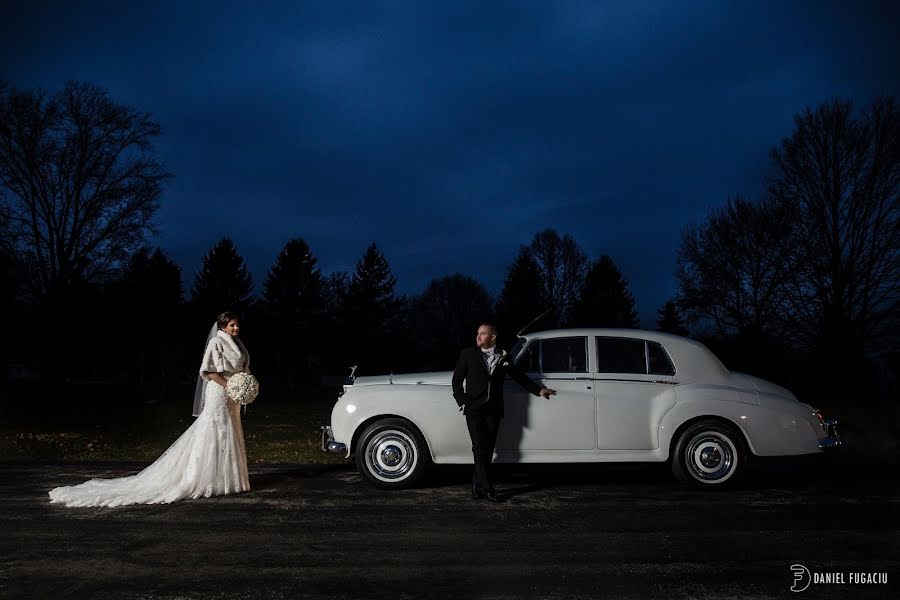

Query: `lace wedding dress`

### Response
(49, 331, 251, 507)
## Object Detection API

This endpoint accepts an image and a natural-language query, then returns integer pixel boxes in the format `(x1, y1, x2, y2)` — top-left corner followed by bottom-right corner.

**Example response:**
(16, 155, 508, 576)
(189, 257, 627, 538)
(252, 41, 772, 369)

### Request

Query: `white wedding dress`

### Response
(49, 332, 251, 508)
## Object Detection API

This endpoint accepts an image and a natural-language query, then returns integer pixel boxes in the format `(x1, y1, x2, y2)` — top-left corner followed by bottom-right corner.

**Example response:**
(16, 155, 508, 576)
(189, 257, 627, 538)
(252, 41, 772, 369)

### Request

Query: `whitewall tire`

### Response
(672, 420, 748, 487)
(355, 418, 429, 489)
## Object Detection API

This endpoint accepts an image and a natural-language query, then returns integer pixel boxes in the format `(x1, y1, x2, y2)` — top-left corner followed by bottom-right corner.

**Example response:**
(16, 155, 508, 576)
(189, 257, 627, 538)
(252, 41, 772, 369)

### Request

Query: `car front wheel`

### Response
(355, 418, 429, 489)
(672, 419, 747, 487)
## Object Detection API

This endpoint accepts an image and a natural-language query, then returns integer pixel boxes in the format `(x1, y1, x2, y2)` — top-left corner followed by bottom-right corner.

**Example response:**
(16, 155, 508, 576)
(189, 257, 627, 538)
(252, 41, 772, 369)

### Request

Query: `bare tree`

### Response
(0, 81, 169, 300)
(675, 195, 798, 337)
(526, 229, 587, 326)
(769, 97, 900, 355)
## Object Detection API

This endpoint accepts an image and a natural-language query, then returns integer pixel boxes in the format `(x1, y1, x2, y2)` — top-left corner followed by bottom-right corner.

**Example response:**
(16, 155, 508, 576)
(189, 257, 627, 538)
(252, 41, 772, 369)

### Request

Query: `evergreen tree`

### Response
(323, 272, 349, 316)
(570, 255, 639, 328)
(495, 248, 547, 346)
(190, 237, 254, 316)
(410, 274, 494, 369)
(114, 247, 185, 381)
(123, 247, 184, 309)
(262, 238, 322, 324)
(260, 238, 323, 385)
(656, 300, 689, 336)
(319, 271, 351, 374)
(344, 243, 404, 373)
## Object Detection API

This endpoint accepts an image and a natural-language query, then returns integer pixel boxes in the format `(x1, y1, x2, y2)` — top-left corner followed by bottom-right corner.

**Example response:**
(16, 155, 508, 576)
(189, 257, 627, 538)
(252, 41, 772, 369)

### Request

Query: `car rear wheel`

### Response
(355, 418, 429, 489)
(672, 419, 747, 487)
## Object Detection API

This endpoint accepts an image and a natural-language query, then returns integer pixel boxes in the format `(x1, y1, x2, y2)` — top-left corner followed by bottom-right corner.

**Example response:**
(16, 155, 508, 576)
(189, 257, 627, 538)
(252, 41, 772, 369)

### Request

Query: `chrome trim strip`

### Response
(537, 376, 676, 384)
(644, 341, 650, 375)
(591, 377, 678, 385)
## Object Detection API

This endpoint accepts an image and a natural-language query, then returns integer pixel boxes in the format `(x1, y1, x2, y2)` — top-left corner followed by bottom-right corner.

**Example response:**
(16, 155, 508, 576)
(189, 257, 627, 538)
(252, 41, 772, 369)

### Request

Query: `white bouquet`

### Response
(226, 372, 260, 405)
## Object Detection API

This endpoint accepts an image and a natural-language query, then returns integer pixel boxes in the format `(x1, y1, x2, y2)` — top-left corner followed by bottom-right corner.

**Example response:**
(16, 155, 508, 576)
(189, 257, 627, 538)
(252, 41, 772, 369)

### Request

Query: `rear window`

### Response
(596, 337, 676, 376)
(648, 341, 675, 375)
(596, 337, 646, 373)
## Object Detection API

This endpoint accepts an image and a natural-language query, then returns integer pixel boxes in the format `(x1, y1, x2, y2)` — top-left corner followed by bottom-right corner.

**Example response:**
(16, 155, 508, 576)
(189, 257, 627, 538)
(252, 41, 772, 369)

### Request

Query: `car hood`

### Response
(732, 372, 798, 401)
(352, 371, 452, 386)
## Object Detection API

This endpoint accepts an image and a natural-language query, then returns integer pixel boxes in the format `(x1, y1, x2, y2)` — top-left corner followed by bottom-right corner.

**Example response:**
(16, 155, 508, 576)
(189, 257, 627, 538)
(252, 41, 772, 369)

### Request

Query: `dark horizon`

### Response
(2, 1, 899, 326)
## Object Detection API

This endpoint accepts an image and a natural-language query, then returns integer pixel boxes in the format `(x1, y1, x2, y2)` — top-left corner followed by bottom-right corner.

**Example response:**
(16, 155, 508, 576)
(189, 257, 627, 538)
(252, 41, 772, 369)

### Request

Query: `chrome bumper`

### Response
(818, 418, 842, 449)
(321, 426, 347, 454)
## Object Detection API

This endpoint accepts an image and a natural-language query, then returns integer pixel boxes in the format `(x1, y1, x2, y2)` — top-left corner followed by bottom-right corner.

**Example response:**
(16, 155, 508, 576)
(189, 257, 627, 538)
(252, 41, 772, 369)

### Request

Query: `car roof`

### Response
(521, 328, 689, 344)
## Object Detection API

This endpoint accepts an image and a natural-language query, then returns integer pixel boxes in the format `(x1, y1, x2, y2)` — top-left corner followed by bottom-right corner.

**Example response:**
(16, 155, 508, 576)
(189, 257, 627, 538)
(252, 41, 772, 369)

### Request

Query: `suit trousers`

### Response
(466, 413, 501, 491)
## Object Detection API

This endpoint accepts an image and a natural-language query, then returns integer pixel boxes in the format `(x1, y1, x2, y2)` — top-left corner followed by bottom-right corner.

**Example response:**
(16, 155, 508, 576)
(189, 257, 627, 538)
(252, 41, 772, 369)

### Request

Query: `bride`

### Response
(49, 312, 251, 507)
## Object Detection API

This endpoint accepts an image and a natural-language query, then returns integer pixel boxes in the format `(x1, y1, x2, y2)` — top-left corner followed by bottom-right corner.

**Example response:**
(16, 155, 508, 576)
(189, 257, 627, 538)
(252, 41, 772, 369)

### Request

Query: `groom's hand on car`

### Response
(539, 388, 556, 399)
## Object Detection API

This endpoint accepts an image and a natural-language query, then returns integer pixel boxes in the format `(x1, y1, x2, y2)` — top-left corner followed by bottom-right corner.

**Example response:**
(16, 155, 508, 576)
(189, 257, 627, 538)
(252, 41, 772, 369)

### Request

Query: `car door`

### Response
(594, 336, 677, 450)
(497, 336, 596, 452)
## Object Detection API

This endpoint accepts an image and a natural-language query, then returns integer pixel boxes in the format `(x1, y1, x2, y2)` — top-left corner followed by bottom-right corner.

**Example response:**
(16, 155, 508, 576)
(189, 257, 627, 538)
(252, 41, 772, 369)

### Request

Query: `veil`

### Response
(192, 322, 220, 416)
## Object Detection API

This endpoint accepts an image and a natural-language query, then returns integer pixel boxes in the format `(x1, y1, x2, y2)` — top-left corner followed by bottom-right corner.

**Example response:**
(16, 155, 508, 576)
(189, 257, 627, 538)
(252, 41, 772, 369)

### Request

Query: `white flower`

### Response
(225, 372, 260, 405)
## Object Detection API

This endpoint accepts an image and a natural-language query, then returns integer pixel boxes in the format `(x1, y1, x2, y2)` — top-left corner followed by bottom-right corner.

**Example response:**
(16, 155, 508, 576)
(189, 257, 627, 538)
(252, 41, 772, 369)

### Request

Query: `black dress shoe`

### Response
(471, 484, 485, 500)
(484, 488, 502, 503)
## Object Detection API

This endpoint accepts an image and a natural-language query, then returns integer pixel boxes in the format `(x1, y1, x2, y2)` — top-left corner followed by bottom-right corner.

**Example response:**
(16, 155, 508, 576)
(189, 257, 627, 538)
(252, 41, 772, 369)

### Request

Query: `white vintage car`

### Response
(322, 328, 840, 488)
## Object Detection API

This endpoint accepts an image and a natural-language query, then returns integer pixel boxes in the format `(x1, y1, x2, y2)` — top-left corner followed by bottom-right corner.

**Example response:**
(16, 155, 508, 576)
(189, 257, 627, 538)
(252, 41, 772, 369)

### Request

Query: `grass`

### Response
(1, 380, 896, 465)
(0, 380, 348, 465)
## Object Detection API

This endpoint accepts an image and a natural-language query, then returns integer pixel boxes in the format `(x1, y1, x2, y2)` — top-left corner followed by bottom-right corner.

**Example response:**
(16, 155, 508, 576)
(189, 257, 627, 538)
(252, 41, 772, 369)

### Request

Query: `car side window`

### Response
(541, 337, 588, 373)
(596, 337, 646, 374)
(648, 341, 676, 375)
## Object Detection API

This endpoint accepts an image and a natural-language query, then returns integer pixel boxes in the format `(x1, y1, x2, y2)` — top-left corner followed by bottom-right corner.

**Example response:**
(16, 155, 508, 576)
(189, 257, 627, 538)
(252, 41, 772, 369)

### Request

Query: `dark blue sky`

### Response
(2, 1, 898, 325)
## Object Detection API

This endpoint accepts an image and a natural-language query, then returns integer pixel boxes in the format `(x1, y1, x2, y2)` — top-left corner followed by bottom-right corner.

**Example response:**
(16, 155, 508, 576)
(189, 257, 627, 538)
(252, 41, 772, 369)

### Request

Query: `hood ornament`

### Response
(345, 365, 358, 385)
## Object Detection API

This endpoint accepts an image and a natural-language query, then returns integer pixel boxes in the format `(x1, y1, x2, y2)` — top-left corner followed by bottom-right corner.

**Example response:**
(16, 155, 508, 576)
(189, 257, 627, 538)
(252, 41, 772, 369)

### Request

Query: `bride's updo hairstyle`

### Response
(216, 311, 240, 329)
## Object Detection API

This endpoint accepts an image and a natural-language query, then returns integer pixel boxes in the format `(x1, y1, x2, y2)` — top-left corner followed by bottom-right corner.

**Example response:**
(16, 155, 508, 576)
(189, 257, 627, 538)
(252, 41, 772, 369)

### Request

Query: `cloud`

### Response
(2, 1, 898, 323)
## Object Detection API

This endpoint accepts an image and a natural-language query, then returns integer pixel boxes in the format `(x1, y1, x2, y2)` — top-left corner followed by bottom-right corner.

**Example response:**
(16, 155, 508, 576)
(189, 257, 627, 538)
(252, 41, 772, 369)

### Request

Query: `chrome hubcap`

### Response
(700, 447, 721, 468)
(381, 446, 402, 467)
(365, 430, 417, 481)
(686, 432, 736, 482)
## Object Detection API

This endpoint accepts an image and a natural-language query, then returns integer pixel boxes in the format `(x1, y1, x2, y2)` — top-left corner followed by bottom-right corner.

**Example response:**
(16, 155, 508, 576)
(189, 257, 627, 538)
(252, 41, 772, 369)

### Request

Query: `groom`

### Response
(452, 323, 555, 502)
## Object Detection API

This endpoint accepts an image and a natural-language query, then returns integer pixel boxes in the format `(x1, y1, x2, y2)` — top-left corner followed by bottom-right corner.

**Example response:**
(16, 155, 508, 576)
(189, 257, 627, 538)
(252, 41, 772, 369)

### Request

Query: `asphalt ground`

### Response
(2, 458, 898, 600)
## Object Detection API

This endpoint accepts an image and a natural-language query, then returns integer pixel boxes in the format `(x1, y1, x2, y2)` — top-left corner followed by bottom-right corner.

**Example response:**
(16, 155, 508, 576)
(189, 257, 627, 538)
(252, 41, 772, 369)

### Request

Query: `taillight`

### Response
(813, 409, 827, 431)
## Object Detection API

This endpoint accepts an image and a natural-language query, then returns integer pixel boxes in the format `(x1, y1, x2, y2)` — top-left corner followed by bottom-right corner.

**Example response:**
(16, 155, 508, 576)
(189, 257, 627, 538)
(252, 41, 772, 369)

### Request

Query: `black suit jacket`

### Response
(452, 346, 543, 417)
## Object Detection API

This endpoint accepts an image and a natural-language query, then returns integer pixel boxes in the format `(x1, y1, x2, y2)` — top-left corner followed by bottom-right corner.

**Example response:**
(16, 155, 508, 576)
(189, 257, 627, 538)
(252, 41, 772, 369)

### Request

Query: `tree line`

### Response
(1, 226, 648, 387)
(2, 81, 897, 402)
